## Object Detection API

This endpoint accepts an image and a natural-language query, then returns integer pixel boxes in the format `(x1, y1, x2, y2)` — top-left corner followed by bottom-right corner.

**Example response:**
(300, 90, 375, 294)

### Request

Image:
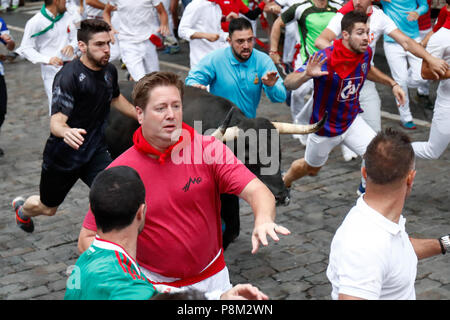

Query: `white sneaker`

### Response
(341, 145, 358, 162)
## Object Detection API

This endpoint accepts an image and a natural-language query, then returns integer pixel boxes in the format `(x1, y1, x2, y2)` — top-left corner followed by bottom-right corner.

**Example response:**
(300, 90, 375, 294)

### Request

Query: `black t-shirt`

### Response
(42, 58, 120, 171)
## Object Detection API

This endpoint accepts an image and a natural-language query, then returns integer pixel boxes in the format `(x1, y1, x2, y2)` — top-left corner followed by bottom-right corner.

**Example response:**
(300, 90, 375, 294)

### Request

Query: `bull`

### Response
(106, 81, 325, 249)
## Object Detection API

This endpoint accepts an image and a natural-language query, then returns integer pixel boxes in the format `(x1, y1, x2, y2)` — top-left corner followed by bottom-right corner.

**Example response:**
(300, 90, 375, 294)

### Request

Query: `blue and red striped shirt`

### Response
(297, 45, 372, 137)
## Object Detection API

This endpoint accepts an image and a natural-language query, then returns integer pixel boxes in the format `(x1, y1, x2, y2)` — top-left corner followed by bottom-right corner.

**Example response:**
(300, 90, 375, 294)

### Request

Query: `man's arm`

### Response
(410, 238, 443, 260)
(111, 94, 138, 121)
(283, 51, 328, 90)
(86, 0, 106, 10)
(388, 28, 449, 78)
(269, 16, 285, 64)
(238, 178, 290, 254)
(155, 2, 170, 36)
(366, 66, 406, 106)
(50, 112, 87, 150)
(315, 28, 336, 50)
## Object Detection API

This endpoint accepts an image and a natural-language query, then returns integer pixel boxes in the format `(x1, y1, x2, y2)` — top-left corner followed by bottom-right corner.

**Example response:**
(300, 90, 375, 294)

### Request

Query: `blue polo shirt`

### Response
(185, 46, 286, 118)
(381, 0, 428, 42)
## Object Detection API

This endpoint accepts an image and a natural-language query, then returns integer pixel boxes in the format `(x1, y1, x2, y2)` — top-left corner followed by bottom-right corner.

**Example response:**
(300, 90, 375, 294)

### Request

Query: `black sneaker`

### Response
(0, 148, 4, 157)
(12, 196, 34, 233)
(416, 93, 434, 110)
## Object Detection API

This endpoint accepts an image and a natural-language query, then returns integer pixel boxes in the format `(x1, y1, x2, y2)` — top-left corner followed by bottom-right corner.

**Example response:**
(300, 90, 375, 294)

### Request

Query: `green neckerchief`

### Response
(31, 4, 65, 38)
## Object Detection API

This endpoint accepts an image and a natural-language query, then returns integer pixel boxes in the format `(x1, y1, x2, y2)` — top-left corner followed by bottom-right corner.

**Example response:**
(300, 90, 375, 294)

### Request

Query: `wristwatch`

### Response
(439, 234, 450, 255)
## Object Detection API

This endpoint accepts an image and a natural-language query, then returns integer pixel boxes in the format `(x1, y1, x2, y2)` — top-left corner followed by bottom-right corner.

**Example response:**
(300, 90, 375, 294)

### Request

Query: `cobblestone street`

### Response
(0, 2, 449, 301)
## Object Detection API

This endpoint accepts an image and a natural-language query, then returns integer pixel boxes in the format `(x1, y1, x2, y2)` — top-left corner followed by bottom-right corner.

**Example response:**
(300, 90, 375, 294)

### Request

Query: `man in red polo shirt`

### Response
(77, 71, 290, 299)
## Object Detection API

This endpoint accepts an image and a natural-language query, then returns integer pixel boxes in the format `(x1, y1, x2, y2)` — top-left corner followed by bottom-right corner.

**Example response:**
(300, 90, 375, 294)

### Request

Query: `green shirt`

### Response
(64, 237, 157, 300)
(281, 0, 341, 62)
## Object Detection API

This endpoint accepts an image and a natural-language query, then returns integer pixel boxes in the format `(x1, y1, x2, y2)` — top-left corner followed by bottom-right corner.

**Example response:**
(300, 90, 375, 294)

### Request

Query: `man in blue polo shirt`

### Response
(185, 17, 286, 119)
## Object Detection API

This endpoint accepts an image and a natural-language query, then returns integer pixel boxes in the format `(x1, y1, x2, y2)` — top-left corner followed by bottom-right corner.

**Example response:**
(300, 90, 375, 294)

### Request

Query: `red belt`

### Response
(148, 251, 226, 288)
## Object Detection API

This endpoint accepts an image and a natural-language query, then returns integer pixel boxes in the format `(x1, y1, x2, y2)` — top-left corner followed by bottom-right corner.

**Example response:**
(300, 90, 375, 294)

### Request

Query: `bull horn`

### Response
(211, 107, 235, 140)
(271, 112, 328, 134)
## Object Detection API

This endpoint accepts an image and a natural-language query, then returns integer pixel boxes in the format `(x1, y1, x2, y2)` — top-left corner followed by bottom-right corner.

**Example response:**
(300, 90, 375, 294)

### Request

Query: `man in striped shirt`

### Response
(282, 11, 405, 188)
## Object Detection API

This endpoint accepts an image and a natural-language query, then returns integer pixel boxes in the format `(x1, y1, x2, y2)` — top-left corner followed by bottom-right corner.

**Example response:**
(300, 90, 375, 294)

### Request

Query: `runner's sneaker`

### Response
(401, 121, 417, 130)
(12, 196, 34, 233)
(356, 183, 365, 196)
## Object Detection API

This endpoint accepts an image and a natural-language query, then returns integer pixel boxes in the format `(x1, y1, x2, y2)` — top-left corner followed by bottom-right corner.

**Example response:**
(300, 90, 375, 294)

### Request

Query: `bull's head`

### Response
(211, 112, 327, 206)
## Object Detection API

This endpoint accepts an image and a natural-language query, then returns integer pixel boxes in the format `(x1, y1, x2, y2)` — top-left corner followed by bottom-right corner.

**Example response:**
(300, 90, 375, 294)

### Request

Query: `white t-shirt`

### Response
(178, 0, 228, 68)
(326, 196, 418, 300)
(326, 5, 397, 57)
(16, 8, 78, 64)
(109, 0, 162, 43)
(426, 27, 450, 101)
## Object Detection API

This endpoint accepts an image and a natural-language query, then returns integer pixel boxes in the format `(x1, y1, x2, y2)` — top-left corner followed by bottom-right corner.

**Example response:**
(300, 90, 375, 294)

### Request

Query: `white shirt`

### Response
(326, 5, 397, 58)
(426, 27, 450, 100)
(326, 196, 418, 300)
(16, 8, 77, 65)
(178, 0, 228, 68)
(83, 0, 105, 19)
(109, 0, 162, 43)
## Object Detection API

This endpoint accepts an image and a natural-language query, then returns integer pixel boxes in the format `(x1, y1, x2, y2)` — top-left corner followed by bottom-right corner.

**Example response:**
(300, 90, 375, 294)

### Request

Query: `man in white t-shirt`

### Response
(177, 0, 228, 68)
(103, 0, 169, 81)
(412, 13, 450, 160)
(314, 0, 448, 194)
(16, 0, 78, 115)
(327, 128, 449, 300)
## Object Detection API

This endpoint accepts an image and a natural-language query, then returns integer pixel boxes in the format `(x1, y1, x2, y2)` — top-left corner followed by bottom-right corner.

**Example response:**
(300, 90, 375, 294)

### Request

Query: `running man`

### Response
(16, 0, 78, 115)
(282, 11, 406, 189)
(12, 19, 137, 233)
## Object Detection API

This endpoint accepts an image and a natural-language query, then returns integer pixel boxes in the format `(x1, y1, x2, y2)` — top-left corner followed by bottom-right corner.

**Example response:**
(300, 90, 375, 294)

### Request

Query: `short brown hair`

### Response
(77, 19, 111, 43)
(132, 72, 184, 109)
(364, 128, 415, 185)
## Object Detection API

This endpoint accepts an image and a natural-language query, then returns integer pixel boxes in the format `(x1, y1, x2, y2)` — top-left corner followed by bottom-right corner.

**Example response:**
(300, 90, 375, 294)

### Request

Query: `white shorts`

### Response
(412, 96, 450, 159)
(305, 114, 376, 167)
(120, 39, 159, 81)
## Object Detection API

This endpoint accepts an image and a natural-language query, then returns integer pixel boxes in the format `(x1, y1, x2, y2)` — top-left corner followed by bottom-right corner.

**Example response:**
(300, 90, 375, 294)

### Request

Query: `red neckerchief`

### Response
(338, 0, 373, 16)
(443, 12, 450, 29)
(330, 39, 365, 79)
(133, 122, 195, 164)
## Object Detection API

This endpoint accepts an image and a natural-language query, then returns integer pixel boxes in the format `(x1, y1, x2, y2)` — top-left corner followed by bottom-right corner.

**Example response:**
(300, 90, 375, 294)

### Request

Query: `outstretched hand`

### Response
(261, 71, 279, 87)
(251, 222, 290, 254)
(221, 284, 269, 300)
(305, 51, 329, 78)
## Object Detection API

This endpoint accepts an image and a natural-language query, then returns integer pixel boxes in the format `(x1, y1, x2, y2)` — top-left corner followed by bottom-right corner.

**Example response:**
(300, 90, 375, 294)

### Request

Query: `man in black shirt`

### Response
(12, 19, 137, 233)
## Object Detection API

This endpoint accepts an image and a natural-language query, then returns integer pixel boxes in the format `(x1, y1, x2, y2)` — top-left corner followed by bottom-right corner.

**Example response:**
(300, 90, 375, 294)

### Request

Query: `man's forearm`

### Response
(111, 94, 137, 120)
(284, 71, 312, 90)
(410, 237, 442, 260)
(367, 66, 396, 87)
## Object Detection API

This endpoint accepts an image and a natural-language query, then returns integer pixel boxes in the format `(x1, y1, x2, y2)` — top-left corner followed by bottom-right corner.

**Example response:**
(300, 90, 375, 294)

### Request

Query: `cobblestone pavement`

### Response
(0, 3, 449, 300)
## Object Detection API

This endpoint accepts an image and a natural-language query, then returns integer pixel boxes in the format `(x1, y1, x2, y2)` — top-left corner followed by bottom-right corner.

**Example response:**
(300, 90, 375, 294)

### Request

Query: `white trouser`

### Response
(141, 266, 232, 300)
(1, 0, 18, 8)
(120, 39, 159, 81)
(383, 39, 427, 123)
(41, 64, 62, 115)
(160, 0, 178, 44)
(412, 96, 450, 159)
(304, 114, 376, 168)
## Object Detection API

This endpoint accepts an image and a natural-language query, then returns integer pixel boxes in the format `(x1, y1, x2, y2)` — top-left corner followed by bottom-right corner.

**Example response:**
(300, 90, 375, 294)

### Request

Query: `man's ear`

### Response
(407, 169, 416, 187)
(361, 166, 367, 181)
(135, 106, 144, 125)
(78, 40, 87, 54)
